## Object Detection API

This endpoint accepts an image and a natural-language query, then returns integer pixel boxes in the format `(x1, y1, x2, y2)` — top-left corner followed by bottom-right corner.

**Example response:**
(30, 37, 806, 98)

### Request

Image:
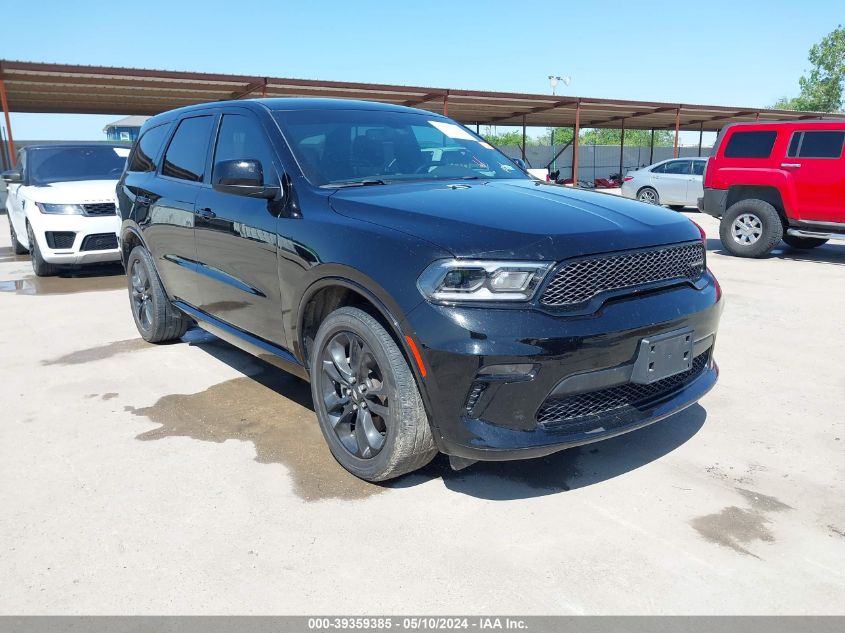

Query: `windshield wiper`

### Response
(326, 179, 388, 188)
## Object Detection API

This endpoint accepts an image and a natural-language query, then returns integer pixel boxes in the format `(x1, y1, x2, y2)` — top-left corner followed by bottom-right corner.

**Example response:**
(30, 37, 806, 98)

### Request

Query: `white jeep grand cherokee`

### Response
(2, 143, 128, 276)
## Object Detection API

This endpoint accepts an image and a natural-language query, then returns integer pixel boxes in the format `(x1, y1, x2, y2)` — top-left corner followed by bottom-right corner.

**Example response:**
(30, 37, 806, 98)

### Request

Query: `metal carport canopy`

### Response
(2, 59, 843, 130)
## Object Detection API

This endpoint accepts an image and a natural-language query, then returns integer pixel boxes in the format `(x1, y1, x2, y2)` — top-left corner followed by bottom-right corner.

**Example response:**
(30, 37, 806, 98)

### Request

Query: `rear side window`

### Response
(653, 160, 691, 174)
(162, 116, 214, 182)
(723, 131, 777, 158)
(128, 124, 170, 173)
(786, 131, 845, 158)
(692, 161, 706, 175)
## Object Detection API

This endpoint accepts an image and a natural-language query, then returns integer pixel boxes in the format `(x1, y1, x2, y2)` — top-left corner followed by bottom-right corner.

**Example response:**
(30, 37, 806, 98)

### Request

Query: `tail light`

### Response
(623, 176, 634, 182)
(546, 174, 550, 181)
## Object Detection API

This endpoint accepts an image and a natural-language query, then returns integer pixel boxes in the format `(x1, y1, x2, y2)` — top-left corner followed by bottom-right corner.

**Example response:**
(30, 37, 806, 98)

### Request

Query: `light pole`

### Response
(548, 75, 571, 172)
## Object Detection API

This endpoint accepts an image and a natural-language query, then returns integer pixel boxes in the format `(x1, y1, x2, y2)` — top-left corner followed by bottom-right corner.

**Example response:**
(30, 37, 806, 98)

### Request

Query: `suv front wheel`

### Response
(310, 306, 437, 481)
(719, 199, 783, 258)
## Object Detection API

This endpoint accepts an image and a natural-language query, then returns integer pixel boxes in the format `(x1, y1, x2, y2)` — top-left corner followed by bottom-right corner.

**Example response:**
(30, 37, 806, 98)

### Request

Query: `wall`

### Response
(495, 144, 712, 181)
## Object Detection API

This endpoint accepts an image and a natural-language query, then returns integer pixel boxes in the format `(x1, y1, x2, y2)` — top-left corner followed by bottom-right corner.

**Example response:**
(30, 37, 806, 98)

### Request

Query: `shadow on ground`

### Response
(125, 328, 708, 502)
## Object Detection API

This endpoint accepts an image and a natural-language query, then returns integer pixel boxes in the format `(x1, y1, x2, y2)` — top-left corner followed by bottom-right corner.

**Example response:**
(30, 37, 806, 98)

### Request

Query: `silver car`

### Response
(621, 158, 707, 210)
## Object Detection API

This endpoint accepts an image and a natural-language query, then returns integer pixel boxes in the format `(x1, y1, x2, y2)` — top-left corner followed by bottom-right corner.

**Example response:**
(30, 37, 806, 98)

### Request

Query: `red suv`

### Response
(699, 120, 845, 257)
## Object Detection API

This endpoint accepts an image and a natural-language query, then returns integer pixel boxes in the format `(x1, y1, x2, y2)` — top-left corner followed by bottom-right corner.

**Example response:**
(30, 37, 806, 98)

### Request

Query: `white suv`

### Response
(2, 144, 128, 276)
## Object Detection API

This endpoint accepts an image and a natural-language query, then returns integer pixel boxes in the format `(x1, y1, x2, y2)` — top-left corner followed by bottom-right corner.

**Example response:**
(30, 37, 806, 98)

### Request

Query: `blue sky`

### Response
(2, 0, 843, 142)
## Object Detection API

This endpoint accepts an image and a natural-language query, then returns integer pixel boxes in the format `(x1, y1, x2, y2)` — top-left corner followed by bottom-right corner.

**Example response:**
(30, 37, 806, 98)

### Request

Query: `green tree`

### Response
(481, 129, 524, 146)
(772, 25, 845, 112)
(578, 128, 674, 146)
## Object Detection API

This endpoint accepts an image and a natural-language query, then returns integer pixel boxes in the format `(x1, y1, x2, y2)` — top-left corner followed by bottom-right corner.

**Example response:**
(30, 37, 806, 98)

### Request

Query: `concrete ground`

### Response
(0, 209, 843, 615)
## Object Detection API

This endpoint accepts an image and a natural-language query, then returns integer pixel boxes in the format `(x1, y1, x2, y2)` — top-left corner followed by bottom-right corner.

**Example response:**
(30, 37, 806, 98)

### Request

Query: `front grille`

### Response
(536, 351, 710, 427)
(540, 242, 705, 308)
(83, 202, 117, 216)
(80, 233, 118, 251)
(45, 231, 76, 249)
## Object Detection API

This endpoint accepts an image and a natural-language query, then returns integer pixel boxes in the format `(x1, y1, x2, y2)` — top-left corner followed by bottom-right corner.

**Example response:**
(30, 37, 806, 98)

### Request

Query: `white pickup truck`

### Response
(2, 144, 128, 276)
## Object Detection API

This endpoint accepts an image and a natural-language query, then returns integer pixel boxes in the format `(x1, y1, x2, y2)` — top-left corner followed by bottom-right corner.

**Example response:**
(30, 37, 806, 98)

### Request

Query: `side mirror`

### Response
(1, 169, 22, 183)
(511, 158, 527, 171)
(212, 159, 280, 199)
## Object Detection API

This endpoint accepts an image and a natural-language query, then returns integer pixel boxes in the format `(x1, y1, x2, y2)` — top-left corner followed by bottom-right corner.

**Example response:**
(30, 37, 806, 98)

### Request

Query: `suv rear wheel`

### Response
(719, 199, 783, 258)
(310, 306, 437, 481)
(782, 235, 828, 250)
(127, 246, 189, 343)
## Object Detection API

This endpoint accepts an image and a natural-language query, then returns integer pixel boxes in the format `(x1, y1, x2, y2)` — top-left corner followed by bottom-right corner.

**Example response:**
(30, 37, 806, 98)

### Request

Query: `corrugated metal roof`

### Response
(2, 59, 843, 131)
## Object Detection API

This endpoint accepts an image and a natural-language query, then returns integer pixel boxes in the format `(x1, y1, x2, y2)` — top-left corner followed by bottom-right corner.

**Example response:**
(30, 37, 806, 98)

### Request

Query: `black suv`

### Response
(117, 99, 722, 481)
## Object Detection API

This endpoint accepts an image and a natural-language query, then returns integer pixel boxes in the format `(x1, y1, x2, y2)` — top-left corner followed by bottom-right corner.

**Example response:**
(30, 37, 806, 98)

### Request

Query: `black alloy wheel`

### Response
(320, 331, 390, 459)
(310, 306, 437, 481)
(130, 258, 154, 333)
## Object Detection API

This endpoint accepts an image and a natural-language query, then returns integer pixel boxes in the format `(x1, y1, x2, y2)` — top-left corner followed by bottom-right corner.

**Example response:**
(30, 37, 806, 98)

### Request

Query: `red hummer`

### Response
(699, 120, 845, 258)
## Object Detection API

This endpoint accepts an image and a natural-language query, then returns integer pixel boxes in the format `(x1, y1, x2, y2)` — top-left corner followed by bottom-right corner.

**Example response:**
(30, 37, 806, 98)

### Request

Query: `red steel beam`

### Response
(572, 100, 581, 184)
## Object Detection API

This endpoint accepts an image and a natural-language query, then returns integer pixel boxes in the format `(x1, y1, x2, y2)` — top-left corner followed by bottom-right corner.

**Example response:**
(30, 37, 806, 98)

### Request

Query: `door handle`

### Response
(196, 207, 216, 220)
(781, 163, 801, 169)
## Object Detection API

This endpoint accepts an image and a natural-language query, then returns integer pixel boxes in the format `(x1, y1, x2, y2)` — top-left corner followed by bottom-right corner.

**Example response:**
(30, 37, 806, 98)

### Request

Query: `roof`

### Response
(2, 59, 844, 132)
(103, 115, 150, 129)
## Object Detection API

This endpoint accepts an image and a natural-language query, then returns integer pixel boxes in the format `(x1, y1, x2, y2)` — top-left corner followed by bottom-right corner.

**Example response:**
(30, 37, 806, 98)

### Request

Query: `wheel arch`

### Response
(120, 223, 146, 267)
(295, 274, 422, 379)
(726, 185, 787, 222)
(636, 185, 659, 200)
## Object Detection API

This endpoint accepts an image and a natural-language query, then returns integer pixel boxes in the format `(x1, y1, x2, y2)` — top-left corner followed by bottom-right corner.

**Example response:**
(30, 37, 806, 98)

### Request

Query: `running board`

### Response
(786, 228, 845, 243)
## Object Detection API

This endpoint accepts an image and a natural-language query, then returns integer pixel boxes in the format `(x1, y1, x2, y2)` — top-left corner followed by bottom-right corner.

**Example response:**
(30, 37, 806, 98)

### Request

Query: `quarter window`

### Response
(723, 131, 777, 158)
(162, 116, 214, 182)
(212, 114, 277, 186)
(786, 131, 845, 159)
(128, 123, 170, 173)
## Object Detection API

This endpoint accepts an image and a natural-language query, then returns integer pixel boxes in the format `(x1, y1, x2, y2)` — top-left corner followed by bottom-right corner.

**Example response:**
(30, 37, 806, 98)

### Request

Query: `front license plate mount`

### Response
(630, 328, 695, 385)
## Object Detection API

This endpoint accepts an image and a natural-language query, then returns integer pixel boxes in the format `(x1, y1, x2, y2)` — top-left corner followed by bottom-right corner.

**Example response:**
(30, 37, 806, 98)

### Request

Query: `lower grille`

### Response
(45, 231, 76, 249)
(80, 233, 118, 251)
(537, 351, 710, 427)
(83, 202, 117, 216)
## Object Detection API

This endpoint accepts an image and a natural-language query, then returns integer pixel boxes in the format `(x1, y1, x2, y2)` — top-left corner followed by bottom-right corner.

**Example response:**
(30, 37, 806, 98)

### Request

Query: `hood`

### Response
(328, 179, 701, 260)
(26, 180, 119, 204)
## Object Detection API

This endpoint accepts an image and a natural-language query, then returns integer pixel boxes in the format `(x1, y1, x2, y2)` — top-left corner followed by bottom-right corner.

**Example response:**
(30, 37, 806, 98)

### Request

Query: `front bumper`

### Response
(28, 213, 121, 265)
(404, 273, 722, 461)
(698, 188, 728, 218)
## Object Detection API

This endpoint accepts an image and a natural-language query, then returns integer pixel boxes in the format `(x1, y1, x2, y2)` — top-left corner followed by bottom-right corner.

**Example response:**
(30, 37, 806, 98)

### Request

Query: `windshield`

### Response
(27, 146, 129, 186)
(273, 109, 529, 186)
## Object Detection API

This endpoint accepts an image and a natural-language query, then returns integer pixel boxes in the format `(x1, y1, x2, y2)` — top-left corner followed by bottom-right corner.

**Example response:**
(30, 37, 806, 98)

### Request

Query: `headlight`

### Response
(36, 203, 84, 215)
(417, 259, 553, 302)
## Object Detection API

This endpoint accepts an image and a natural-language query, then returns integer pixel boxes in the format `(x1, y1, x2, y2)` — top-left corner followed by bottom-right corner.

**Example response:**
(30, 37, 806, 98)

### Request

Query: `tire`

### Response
(9, 218, 28, 255)
(719, 199, 783, 258)
(26, 223, 57, 276)
(126, 245, 189, 343)
(782, 235, 828, 250)
(669, 205, 686, 211)
(310, 306, 437, 481)
(637, 187, 660, 205)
